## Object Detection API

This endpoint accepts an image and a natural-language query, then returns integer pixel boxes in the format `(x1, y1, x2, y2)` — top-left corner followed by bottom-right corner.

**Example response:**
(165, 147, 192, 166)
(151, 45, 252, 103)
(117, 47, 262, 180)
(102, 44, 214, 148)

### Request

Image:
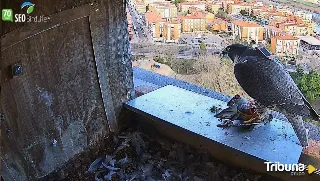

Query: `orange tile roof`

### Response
(232, 20, 262, 27)
(269, 26, 283, 32)
(274, 35, 298, 40)
(180, 2, 203, 5)
(180, 14, 205, 19)
(168, 20, 180, 24)
(233, 3, 251, 6)
(145, 12, 164, 23)
(283, 23, 299, 27)
(210, 18, 228, 24)
(177, 15, 184, 19)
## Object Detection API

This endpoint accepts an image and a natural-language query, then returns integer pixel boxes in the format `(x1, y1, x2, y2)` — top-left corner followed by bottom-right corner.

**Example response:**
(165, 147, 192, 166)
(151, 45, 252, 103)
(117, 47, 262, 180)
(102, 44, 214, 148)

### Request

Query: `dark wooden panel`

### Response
(1, 17, 108, 178)
(1, 0, 133, 179)
(1, 0, 92, 36)
(1, 4, 92, 51)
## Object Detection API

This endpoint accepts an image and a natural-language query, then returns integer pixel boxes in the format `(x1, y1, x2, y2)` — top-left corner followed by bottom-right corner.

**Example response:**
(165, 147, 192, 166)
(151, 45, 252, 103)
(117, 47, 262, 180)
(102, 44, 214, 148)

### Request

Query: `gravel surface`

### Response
(88, 128, 281, 181)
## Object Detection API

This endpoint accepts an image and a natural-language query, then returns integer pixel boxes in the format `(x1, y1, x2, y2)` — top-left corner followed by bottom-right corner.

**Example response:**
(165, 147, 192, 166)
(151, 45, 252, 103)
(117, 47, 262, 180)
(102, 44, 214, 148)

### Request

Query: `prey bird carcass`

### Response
(222, 44, 320, 147)
(214, 95, 266, 128)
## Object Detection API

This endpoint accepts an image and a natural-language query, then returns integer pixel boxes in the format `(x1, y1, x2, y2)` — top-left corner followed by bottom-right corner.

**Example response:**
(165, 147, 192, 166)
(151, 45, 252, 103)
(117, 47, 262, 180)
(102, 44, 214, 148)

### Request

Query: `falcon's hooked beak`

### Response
(221, 48, 229, 57)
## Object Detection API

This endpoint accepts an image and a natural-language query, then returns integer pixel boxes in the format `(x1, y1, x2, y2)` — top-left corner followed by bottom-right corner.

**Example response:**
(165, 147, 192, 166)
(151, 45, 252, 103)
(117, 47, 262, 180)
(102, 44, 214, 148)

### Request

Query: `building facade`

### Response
(181, 15, 206, 33)
(135, 2, 147, 14)
(228, 3, 252, 15)
(149, 2, 178, 19)
(209, 19, 228, 32)
(232, 21, 264, 43)
(207, 3, 221, 14)
(179, 2, 206, 13)
(145, 12, 165, 41)
(270, 36, 300, 57)
(163, 21, 181, 42)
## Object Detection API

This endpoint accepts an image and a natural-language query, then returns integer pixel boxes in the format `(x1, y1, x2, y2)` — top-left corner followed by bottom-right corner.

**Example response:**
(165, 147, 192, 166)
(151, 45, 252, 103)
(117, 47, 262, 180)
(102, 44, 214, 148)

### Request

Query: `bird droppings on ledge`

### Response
(88, 128, 280, 181)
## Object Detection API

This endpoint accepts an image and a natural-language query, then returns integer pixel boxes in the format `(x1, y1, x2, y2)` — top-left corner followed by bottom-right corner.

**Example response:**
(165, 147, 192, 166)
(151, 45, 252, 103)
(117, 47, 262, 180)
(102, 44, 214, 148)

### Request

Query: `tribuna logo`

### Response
(264, 162, 306, 176)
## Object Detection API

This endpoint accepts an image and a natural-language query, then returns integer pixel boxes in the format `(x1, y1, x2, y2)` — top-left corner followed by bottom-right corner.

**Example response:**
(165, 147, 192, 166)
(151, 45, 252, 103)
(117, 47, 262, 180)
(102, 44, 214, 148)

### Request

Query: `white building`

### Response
(271, 36, 300, 57)
(294, 11, 313, 22)
(179, 2, 206, 13)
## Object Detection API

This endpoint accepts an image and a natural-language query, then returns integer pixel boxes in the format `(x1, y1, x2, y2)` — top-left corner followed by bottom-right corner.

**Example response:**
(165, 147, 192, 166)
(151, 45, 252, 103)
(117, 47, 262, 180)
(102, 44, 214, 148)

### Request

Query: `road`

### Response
(127, 1, 152, 43)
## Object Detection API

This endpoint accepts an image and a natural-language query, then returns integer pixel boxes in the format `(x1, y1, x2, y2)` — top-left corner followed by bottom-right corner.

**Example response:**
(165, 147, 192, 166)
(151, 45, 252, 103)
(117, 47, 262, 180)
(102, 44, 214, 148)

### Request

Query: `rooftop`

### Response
(135, 1, 144, 5)
(210, 18, 228, 24)
(167, 20, 180, 24)
(296, 36, 320, 46)
(180, 14, 206, 19)
(232, 20, 262, 27)
(180, 2, 204, 5)
(150, 2, 176, 8)
(274, 35, 298, 40)
(145, 12, 164, 23)
(232, 3, 252, 7)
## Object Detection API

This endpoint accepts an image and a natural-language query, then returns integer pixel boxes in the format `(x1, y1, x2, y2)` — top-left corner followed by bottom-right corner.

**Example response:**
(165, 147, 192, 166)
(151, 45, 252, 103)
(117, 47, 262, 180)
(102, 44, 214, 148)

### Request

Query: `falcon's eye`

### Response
(226, 47, 231, 51)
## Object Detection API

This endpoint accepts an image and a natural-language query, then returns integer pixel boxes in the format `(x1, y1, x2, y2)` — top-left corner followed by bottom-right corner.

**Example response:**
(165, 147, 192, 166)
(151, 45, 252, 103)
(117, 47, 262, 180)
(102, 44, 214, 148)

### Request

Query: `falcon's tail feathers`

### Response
(286, 114, 309, 147)
(310, 108, 320, 121)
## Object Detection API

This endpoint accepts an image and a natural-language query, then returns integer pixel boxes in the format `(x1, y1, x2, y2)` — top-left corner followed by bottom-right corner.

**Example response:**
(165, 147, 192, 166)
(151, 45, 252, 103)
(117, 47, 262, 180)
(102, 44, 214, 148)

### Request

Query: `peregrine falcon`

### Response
(222, 44, 320, 147)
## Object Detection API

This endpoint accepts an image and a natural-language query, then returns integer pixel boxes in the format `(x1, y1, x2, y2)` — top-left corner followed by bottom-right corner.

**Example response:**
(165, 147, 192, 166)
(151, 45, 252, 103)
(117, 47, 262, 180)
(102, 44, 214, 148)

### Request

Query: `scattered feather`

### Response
(88, 157, 104, 173)
(114, 144, 130, 154)
(104, 171, 117, 181)
(101, 163, 120, 171)
(88, 129, 279, 181)
(117, 154, 131, 166)
(94, 170, 104, 181)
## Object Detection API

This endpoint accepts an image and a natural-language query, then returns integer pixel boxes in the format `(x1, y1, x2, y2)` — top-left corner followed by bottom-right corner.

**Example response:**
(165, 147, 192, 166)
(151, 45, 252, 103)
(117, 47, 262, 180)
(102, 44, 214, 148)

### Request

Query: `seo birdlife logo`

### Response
(2, 1, 49, 23)
(2, 9, 13, 22)
(15, 1, 35, 22)
(21, 2, 35, 14)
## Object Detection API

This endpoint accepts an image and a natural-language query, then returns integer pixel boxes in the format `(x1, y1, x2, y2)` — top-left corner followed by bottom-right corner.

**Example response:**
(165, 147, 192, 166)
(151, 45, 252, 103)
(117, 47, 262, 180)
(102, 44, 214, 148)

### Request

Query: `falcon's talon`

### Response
(217, 120, 233, 128)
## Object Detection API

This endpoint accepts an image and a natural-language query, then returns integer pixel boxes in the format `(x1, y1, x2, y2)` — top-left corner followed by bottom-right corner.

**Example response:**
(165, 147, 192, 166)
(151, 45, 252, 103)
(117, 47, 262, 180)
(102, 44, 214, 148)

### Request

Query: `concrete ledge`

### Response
(126, 84, 320, 181)
(133, 67, 231, 102)
(133, 67, 320, 167)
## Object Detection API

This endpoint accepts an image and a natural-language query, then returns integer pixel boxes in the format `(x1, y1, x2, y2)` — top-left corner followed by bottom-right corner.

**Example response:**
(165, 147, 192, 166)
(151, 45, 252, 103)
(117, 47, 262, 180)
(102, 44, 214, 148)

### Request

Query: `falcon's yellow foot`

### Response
(242, 117, 260, 124)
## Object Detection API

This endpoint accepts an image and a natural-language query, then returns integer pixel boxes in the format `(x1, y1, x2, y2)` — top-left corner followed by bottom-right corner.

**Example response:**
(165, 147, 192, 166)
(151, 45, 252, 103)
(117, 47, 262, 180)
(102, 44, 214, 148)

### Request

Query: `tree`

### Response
(290, 69, 320, 102)
(249, 10, 255, 17)
(215, 10, 228, 19)
(200, 42, 206, 51)
(240, 9, 248, 16)
(174, 0, 184, 6)
(296, 64, 304, 76)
